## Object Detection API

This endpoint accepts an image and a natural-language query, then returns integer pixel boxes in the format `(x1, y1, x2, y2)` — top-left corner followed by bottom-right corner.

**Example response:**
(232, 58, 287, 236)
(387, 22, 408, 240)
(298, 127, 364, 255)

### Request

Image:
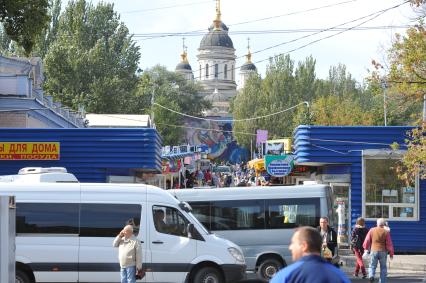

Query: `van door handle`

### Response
(140, 240, 144, 243)
(152, 241, 163, 244)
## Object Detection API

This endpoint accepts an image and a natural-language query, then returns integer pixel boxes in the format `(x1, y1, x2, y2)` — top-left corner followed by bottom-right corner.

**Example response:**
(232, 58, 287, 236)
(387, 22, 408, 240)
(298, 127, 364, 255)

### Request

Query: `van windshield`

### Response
(186, 211, 210, 234)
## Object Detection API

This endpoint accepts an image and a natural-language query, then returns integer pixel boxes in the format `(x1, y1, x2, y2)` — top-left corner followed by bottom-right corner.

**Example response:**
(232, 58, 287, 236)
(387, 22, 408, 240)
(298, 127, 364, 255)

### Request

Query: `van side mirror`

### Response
(179, 201, 192, 213)
(187, 223, 194, 238)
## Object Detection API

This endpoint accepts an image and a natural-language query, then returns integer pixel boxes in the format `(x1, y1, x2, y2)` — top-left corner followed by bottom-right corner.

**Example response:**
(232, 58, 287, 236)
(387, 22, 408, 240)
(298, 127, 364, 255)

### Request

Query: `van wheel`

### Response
(16, 269, 31, 283)
(257, 258, 282, 280)
(193, 267, 223, 283)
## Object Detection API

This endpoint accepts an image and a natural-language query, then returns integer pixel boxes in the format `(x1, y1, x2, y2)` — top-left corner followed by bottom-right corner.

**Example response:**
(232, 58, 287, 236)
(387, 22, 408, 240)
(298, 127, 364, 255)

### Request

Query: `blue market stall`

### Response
(0, 128, 162, 183)
(293, 125, 425, 253)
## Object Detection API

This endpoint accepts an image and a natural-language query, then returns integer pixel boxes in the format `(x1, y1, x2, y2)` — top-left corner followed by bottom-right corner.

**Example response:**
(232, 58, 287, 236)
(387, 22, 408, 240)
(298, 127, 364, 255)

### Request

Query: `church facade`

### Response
(175, 0, 257, 117)
(174, 0, 257, 163)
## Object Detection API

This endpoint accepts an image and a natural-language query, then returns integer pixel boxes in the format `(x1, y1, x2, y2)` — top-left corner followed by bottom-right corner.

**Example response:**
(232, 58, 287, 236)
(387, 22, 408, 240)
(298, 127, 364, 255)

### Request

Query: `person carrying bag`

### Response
(350, 217, 369, 278)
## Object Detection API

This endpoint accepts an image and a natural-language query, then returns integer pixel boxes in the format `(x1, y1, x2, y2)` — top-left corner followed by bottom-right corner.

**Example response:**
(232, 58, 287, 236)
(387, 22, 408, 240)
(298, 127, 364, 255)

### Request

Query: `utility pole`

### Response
(151, 74, 158, 129)
(381, 79, 388, 126)
(151, 87, 155, 128)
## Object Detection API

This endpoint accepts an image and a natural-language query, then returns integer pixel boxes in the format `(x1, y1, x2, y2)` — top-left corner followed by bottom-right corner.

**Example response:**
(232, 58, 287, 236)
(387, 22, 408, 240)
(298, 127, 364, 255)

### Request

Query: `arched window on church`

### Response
(214, 64, 218, 78)
(206, 64, 209, 78)
(224, 64, 228, 79)
(231, 65, 234, 80)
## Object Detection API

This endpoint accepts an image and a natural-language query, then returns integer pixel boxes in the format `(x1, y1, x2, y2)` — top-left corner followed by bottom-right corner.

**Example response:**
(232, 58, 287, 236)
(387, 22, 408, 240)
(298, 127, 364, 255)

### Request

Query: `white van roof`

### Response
(0, 167, 78, 183)
(169, 184, 329, 201)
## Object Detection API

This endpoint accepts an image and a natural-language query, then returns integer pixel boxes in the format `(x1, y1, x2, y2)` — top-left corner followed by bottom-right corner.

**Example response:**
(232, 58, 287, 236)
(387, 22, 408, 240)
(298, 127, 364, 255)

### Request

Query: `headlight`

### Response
(228, 247, 245, 263)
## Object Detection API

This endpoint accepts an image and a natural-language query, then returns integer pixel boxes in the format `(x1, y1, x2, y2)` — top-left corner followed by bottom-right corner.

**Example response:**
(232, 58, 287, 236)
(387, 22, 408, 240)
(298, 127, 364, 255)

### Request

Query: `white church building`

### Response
(175, 0, 257, 117)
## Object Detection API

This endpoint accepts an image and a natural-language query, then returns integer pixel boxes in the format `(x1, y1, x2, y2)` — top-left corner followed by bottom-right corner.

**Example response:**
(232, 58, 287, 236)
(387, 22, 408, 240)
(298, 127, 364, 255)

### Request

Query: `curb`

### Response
(340, 255, 426, 272)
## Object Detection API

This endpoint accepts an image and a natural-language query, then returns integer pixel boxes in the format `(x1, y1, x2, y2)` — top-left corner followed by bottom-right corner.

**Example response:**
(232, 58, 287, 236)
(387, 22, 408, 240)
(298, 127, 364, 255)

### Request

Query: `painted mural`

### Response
(184, 118, 249, 164)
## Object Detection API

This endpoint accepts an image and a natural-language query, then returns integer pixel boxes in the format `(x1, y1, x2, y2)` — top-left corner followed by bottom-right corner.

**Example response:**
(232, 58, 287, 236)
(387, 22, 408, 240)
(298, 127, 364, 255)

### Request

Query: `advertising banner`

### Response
(265, 155, 294, 177)
(0, 142, 60, 160)
(264, 138, 292, 155)
(256, 130, 268, 145)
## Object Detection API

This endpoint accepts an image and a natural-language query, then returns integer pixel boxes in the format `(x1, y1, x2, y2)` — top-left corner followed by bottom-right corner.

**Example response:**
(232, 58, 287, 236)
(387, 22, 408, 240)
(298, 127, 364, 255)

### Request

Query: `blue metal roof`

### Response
(0, 128, 162, 182)
(294, 125, 413, 164)
(293, 125, 425, 253)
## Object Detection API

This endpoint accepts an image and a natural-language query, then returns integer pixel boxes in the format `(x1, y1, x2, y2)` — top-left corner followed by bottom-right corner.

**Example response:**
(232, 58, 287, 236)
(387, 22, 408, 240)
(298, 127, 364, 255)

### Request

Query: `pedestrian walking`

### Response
(270, 226, 350, 283)
(351, 217, 369, 278)
(363, 218, 394, 283)
(317, 217, 338, 257)
(113, 225, 142, 283)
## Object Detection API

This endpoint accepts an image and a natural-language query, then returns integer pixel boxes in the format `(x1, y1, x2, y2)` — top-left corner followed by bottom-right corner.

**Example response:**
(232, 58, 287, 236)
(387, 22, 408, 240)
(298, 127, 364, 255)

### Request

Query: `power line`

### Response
(139, 0, 361, 41)
(153, 101, 309, 122)
(132, 25, 414, 38)
(121, 0, 213, 14)
(387, 80, 426, 84)
(249, 1, 408, 58)
(186, 1, 409, 81)
(94, 114, 257, 135)
(156, 122, 256, 135)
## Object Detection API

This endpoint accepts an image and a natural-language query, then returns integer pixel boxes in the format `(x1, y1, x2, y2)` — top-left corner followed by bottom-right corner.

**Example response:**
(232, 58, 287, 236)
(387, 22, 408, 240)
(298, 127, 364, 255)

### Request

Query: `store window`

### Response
(363, 154, 418, 220)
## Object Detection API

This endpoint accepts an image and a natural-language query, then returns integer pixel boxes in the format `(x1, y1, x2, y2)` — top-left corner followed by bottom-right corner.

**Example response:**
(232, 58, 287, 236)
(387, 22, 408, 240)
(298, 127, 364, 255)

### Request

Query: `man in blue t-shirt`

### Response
(270, 226, 350, 283)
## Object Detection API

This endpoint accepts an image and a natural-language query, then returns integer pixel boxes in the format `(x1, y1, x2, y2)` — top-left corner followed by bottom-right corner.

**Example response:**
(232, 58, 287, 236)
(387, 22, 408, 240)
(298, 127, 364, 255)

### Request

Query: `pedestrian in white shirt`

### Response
(113, 225, 142, 283)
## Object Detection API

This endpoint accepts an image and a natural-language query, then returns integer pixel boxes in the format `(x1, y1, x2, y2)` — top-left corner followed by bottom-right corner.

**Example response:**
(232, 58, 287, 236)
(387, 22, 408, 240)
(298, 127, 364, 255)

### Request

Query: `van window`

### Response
(189, 202, 211, 230)
(153, 206, 190, 237)
(80, 204, 141, 237)
(211, 200, 265, 230)
(16, 203, 79, 234)
(267, 198, 320, 229)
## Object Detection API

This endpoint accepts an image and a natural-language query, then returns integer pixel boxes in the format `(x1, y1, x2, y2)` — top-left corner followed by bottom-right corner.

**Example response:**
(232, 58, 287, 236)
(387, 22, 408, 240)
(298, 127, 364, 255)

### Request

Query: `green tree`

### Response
(232, 72, 263, 148)
(43, 0, 140, 113)
(386, 21, 426, 180)
(232, 55, 315, 147)
(0, 0, 50, 55)
(311, 95, 376, 126)
(261, 55, 297, 139)
(134, 66, 211, 145)
(33, 0, 61, 58)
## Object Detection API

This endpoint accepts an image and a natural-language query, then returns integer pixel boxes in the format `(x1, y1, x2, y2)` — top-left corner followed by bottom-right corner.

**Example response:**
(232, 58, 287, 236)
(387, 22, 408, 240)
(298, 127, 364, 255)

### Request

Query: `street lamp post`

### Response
(381, 79, 388, 126)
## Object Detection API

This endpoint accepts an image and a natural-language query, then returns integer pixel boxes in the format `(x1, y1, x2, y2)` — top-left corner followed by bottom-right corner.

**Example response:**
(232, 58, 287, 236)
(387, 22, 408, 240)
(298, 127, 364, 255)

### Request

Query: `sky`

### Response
(91, 0, 420, 82)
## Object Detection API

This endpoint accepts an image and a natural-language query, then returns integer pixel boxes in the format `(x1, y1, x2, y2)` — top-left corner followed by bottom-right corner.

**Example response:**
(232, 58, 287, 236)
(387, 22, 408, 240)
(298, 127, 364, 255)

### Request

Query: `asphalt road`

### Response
(238, 269, 426, 282)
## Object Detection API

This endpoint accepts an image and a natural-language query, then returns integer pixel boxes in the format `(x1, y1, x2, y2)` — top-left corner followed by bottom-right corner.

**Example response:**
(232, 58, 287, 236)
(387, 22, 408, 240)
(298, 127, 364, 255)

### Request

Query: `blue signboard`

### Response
(265, 155, 294, 177)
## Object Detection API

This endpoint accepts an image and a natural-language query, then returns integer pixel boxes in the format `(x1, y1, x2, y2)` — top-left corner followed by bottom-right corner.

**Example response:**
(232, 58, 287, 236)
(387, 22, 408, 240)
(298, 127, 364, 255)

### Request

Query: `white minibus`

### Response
(169, 185, 334, 281)
(0, 168, 245, 283)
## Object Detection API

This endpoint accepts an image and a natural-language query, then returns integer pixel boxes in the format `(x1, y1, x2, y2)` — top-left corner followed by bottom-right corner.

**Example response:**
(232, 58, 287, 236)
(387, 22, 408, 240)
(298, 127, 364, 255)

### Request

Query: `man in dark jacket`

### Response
(270, 227, 350, 283)
(317, 217, 338, 256)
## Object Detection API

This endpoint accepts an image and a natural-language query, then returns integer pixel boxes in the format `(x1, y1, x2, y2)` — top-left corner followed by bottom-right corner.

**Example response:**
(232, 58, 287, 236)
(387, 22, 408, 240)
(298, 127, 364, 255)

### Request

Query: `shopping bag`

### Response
(136, 269, 145, 280)
(362, 250, 370, 260)
(321, 247, 333, 259)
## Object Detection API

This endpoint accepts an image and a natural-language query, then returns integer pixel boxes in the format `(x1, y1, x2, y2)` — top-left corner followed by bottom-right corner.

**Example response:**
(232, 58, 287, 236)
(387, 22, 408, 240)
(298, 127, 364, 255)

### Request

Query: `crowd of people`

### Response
(165, 162, 284, 189)
(113, 215, 394, 283)
(270, 216, 394, 283)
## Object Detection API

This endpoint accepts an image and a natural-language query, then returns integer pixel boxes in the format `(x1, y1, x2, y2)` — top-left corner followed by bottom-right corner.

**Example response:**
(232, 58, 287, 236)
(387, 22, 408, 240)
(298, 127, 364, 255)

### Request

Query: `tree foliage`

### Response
(385, 19, 426, 180)
(388, 25, 426, 101)
(43, 0, 140, 113)
(232, 72, 264, 148)
(135, 66, 211, 145)
(233, 55, 315, 148)
(0, 0, 50, 55)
